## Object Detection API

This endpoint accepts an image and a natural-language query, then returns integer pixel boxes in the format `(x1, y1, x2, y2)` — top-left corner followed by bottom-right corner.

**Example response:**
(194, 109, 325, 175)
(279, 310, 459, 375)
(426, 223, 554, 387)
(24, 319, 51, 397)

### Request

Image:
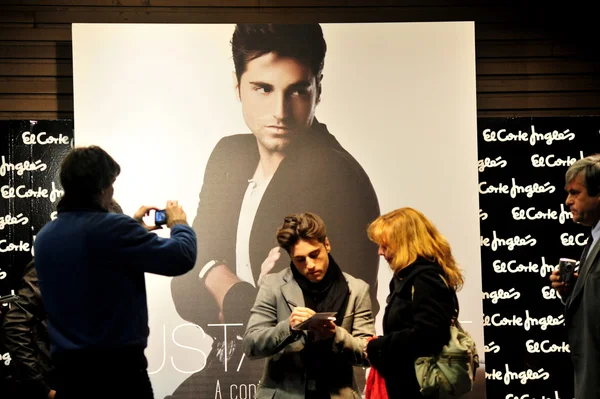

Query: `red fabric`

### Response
(365, 336, 388, 399)
(365, 366, 388, 399)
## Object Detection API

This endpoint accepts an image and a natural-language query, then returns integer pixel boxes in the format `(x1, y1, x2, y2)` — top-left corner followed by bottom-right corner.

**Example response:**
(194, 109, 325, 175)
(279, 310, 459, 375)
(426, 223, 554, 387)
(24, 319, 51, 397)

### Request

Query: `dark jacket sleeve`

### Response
(2, 261, 52, 398)
(366, 270, 454, 373)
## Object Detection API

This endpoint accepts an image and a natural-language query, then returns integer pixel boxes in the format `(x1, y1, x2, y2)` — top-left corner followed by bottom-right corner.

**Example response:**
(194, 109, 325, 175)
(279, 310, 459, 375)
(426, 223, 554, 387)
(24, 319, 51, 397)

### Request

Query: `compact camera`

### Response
(558, 258, 578, 285)
(155, 209, 167, 226)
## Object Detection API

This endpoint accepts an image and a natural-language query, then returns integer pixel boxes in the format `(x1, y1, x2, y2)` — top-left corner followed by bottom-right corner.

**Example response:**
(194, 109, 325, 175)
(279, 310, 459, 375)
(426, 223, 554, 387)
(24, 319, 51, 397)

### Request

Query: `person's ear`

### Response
(324, 237, 331, 253)
(232, 71, 241, 101)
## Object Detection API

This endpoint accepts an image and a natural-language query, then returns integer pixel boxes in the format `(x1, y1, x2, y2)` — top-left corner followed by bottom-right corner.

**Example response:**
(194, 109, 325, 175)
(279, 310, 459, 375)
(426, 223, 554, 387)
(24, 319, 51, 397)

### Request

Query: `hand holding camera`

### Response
(133, 206, 162, 231)
(558, 258, 578, 285)
(550, 257, 579, 298)
(134, 200, 187, 230)
(165, 200, 187, 228)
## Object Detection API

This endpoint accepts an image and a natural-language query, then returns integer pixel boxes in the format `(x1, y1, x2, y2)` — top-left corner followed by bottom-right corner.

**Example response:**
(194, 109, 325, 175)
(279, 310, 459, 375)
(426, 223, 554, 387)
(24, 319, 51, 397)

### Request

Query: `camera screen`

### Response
(155, 210, 167, 225)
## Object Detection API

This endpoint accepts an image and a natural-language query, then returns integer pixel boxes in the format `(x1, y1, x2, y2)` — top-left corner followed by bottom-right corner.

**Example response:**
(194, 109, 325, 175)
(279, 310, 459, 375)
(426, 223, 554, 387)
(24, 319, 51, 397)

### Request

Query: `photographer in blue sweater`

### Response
(34, 145, 197, 399)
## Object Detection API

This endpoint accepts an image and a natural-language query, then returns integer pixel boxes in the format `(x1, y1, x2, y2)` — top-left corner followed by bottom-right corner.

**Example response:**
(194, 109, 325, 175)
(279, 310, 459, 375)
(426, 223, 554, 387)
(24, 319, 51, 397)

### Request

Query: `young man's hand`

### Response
(289, 306, 315, 331)
(311, 319, 336, 340)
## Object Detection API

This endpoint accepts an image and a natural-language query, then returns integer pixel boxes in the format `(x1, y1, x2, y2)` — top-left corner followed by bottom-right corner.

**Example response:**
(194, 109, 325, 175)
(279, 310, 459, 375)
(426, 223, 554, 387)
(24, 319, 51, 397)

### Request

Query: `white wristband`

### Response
(199, 260, 224, 280)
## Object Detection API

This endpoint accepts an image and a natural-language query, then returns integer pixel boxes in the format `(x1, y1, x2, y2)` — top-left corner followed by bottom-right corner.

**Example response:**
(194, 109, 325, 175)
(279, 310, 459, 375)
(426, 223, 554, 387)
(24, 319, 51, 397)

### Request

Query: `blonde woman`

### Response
(365, 207, 464, 398)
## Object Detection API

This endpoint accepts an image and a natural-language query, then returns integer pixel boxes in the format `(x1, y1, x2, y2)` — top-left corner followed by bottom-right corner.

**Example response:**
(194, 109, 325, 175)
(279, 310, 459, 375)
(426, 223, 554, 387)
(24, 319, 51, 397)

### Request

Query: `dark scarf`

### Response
(291, 254, 351, 398)
(290, 253, 350, 326)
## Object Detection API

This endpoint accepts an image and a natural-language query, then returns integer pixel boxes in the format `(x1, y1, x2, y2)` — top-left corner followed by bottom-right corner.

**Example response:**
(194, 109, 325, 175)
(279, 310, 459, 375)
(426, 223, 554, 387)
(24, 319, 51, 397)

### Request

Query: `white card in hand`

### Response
(292, 312, 337, 331)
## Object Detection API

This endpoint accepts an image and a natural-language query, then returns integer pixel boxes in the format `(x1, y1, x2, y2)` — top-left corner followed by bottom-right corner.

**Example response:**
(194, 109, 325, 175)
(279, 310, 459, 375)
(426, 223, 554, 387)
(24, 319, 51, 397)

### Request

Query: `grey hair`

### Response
(565, 154, 600, 196)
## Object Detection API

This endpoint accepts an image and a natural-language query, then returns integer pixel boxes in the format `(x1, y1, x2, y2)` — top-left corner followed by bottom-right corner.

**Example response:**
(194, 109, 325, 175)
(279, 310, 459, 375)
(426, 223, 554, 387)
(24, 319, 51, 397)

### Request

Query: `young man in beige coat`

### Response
(243, 212, 375, 398)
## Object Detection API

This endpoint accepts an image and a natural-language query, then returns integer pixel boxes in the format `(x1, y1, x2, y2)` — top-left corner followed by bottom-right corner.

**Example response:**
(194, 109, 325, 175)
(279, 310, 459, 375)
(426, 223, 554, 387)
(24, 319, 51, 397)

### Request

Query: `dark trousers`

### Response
(53, 346, 153, 399)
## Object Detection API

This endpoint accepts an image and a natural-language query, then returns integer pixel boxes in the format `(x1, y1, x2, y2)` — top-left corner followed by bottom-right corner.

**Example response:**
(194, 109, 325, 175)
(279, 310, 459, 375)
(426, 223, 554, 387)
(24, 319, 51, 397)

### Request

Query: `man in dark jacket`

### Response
(550, 154, 600, 398)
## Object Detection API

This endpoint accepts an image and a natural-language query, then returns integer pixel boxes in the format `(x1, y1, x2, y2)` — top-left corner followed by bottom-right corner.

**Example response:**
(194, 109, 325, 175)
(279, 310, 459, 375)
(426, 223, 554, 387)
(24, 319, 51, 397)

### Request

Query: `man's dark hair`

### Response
(276, 212, 328, 253)
(60, 145, 121, 201)
(231, 23, 327, 91)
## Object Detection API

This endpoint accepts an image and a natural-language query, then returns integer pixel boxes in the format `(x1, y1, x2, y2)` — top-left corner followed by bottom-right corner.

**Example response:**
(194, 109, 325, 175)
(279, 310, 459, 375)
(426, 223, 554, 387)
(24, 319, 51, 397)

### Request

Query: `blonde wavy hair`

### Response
(367, 207, 464, 291)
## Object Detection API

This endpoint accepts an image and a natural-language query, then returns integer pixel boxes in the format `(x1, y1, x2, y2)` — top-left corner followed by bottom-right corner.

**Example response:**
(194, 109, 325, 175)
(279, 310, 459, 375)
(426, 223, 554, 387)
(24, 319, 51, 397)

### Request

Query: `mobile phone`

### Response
(0, 294, 20, 304)
(559, 258, 578, 285)
(155, 209, 167, 226)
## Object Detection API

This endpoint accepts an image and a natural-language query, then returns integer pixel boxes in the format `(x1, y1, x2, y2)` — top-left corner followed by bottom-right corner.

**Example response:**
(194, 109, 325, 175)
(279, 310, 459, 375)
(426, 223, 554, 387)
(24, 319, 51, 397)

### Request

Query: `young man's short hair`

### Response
(276, 212, 328, 253)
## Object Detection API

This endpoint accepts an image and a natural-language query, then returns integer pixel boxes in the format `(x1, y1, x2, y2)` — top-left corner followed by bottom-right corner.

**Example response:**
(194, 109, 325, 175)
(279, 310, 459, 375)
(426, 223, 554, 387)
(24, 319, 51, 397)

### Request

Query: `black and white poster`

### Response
(71, 22, 484, 398)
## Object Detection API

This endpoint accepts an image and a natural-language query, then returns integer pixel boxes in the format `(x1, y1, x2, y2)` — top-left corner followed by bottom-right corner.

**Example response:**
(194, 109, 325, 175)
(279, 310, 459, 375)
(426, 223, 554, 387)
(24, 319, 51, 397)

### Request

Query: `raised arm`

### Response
(112, 210, 197, 277)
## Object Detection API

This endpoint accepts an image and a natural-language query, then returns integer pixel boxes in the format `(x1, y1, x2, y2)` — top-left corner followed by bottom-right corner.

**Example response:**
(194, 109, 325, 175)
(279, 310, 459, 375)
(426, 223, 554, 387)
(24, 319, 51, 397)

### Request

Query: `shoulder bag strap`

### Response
(409, 271, 459, 324)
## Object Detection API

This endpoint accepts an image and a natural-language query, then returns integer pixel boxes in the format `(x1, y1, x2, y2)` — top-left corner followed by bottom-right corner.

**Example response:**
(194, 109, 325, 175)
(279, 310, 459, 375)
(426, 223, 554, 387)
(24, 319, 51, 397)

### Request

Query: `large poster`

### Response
(71, 22, 483, 398)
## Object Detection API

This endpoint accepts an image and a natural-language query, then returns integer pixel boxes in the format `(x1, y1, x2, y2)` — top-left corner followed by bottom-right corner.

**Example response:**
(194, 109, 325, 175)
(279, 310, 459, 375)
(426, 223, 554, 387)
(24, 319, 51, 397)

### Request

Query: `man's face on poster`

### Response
(235, 52, 319, 155)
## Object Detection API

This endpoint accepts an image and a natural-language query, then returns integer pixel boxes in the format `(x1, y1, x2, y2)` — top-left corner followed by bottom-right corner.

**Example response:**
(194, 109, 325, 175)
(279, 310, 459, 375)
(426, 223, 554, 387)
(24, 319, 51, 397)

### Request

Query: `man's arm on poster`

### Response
(204, 245, 280, 315)
(171, 136, 260, 326)
(170, 137, 237, 325)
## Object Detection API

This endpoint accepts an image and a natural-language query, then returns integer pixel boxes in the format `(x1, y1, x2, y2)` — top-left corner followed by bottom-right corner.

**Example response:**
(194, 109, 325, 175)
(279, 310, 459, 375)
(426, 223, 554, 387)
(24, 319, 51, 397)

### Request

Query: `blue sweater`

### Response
(34, 209, 197, 354)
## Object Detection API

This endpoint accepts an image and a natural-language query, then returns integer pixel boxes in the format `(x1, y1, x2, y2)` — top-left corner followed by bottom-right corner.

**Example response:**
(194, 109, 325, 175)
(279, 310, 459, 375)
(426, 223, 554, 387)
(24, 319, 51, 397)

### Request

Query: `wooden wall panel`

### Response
(0, 42, 72, 59)
(0, 77, 73, 93)
(1, 6, 542, 24)
(0, 60, 72, 76)
(0, 1, 597, 119)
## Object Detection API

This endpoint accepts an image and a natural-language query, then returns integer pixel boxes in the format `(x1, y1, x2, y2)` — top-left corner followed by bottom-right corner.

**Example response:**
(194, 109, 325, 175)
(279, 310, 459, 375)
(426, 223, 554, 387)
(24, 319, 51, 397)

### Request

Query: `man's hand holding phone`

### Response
(550, 258, 579, 298)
